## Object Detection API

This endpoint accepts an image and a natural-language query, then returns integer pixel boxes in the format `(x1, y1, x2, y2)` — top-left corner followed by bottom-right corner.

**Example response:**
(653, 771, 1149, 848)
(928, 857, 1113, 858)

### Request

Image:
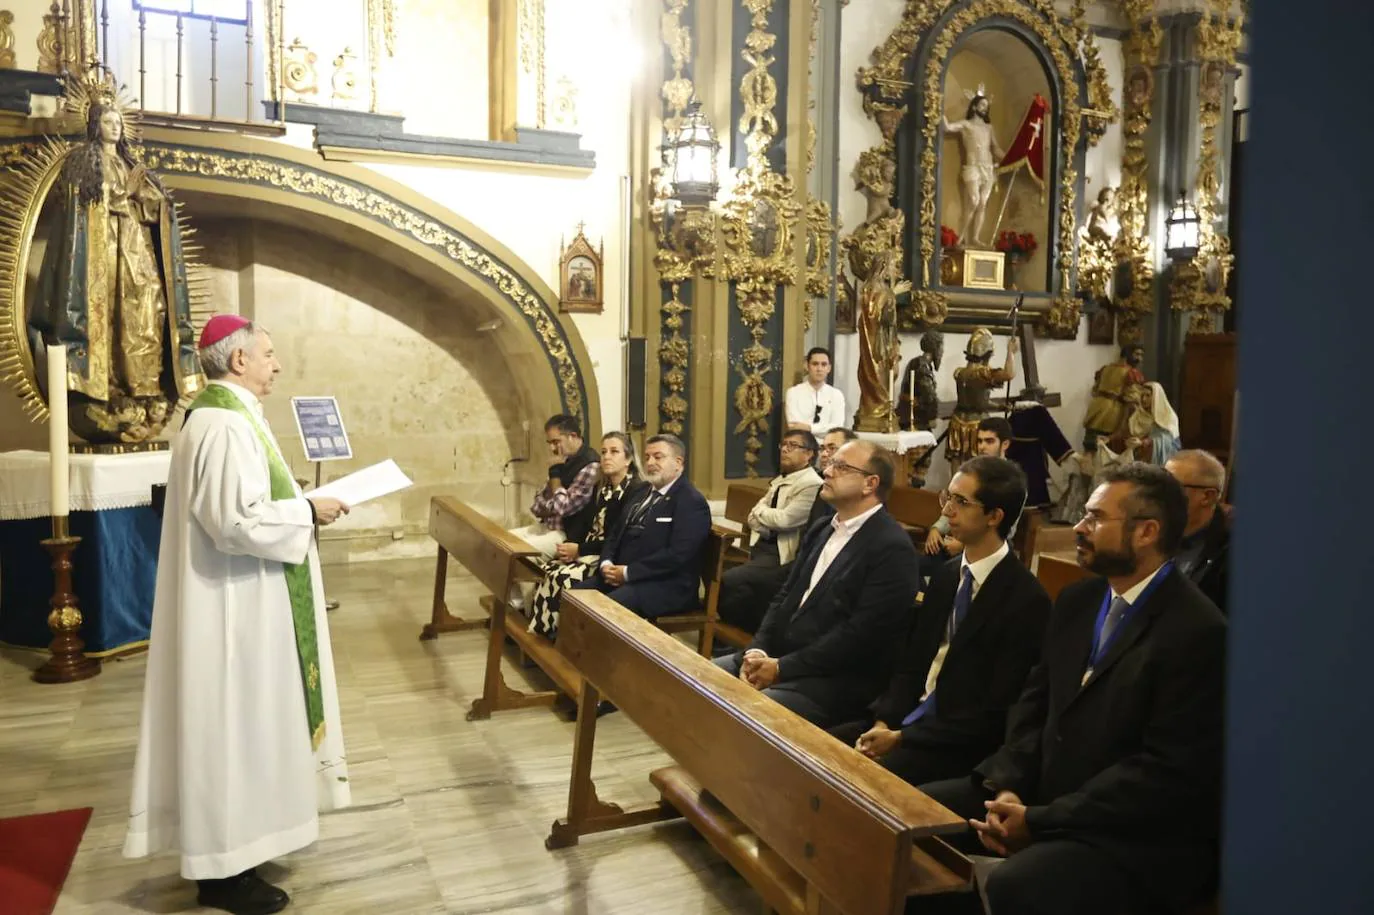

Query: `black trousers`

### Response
(913, 777, 1141, 915)
(717, 540, 788, 633)
(827, 720, 979, 787)
(713, 652, 839, 727)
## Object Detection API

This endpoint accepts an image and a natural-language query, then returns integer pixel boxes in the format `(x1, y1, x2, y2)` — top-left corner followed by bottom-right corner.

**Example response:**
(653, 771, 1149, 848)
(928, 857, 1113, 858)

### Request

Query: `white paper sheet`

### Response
(310, 459, 413, 506)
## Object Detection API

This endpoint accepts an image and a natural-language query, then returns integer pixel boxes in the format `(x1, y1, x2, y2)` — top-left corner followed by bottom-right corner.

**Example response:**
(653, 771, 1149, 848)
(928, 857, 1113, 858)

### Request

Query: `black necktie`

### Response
(630, 491, 661, 527)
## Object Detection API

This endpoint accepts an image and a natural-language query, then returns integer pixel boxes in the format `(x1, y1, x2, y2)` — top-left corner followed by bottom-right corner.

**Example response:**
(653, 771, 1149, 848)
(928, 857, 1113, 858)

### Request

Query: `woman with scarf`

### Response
(528, 432, 647, 639)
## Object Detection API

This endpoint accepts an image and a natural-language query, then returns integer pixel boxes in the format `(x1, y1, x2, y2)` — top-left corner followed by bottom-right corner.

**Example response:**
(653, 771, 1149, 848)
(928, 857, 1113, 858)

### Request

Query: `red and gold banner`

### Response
(998, 93, 1050, 189)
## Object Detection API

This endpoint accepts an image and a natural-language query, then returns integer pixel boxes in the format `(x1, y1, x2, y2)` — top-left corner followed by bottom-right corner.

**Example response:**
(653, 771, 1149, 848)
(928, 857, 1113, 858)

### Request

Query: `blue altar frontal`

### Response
(0, 450, 170, 656)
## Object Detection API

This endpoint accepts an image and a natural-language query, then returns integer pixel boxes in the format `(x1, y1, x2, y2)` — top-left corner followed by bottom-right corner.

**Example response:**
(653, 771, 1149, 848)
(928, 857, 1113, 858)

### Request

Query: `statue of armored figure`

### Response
(943, 89, 1005, 248)
(947, 327, 1017, 466)
(897, 329, 943, 432)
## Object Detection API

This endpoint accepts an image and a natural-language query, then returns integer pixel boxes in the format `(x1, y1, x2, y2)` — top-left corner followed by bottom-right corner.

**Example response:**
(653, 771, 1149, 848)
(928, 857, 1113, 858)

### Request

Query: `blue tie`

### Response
(902, 568, 974, 726)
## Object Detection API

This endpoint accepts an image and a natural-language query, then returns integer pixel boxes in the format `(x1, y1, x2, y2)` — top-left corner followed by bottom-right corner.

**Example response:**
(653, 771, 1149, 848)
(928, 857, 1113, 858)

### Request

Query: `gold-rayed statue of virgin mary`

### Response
(1, 65, 204, 446)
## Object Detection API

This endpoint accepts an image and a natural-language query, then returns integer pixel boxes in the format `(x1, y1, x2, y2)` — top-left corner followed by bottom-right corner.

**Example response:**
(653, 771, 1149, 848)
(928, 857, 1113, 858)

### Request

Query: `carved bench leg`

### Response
(467, 569, 559, 720)
(547, 681, 678, 848)
(419, 545, 489, 640)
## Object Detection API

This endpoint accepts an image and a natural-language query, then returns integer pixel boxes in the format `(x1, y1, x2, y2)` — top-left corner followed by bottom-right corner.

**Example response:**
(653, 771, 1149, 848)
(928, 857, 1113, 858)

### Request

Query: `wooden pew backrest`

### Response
(558, 590, 968, 914)
(1037, 553, 1091, 601)
(887, 486, 944, 530)
(429, 496, 539, 597)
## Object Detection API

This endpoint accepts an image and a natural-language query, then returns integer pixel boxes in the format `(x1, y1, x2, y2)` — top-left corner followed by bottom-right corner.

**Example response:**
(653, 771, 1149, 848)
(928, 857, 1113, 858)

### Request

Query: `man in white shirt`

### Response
(784, 347, 847, 436)
(714, 441, 920, 727)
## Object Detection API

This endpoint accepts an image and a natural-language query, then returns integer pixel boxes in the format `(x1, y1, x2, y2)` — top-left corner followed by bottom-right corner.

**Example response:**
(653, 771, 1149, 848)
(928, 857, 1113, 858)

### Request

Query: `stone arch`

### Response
(142, 131, 601, 434)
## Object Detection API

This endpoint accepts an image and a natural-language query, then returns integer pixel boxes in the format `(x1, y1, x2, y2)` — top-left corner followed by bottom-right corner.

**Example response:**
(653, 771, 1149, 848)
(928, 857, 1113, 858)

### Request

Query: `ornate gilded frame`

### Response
(558, 224, 604, 314)
(0, 140, 68, 422)
(856, 0, 1115, 338)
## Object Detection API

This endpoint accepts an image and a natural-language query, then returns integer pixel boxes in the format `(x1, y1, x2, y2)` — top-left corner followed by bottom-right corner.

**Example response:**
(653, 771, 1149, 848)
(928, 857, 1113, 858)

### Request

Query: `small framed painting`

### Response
(559, 224, 604, 314)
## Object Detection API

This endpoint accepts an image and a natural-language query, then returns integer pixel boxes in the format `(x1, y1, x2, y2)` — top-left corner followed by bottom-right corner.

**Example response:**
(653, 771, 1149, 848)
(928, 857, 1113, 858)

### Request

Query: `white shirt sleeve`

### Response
(187, 417, 315, 565)
(784, 384, 810, 427)
(816, 387, 847, 435)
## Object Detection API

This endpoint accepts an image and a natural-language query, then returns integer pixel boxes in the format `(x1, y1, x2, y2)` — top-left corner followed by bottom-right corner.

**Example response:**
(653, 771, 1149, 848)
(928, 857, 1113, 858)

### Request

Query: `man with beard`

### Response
(573, 433, 710, 619)
(1082, 343, 1147, 452)
(944, 91, 1005, 246)
(916, 463, 1226, 915)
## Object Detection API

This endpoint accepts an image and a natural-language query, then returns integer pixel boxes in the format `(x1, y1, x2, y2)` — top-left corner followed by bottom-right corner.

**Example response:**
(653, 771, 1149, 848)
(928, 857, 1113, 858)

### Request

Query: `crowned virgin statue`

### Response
(26, 69, 202, 445)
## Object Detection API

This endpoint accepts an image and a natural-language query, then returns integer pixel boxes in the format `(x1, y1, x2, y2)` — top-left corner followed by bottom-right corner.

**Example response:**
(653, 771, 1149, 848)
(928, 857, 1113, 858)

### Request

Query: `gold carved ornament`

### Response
(1113, 0, 1163, 344)
(0, 10, 16, 69)
(651, 0, 696, 437)
(1172, 0, 1242, 332)
(366, 0, 398, 113)
(283, 38, 319, 98)
(855, 0, 1114, 338)
(137, 147, 587, 425)
(1072, 0, 1118, 147)
(802, 0, 838, 331)
(720, 0, 803, 477)
(0, 73, 215, 427)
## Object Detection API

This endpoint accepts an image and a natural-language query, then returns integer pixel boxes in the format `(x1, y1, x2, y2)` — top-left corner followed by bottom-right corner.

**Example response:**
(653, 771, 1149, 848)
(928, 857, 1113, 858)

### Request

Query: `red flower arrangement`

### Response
(995, 230, 1037, 257)
(940, 225, 960, 249)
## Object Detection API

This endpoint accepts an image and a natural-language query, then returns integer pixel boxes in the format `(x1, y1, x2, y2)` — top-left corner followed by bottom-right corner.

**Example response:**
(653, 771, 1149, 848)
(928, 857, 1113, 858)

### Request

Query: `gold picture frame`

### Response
(559, 224, 604, 314)
(962, 250, 1005, 290)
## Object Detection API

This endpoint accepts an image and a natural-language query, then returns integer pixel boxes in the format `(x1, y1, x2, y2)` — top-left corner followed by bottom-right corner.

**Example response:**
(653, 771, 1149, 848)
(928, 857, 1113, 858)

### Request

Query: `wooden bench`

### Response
(467, 524, 734, 720)
(547, 590, 976, 914)
(1036, 552, 1091, 601)
(420, 496, 542, 641)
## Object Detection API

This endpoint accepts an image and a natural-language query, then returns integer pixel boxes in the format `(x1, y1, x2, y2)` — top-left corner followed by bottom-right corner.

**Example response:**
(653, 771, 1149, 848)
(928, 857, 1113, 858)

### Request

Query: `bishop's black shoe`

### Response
(196, 869, 290, 915)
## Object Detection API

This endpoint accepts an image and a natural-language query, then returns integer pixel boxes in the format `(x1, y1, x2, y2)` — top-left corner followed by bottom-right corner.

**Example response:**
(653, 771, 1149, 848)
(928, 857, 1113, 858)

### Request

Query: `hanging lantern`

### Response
(1165, 193, 1201, 260)
(663, 99, 719, 209)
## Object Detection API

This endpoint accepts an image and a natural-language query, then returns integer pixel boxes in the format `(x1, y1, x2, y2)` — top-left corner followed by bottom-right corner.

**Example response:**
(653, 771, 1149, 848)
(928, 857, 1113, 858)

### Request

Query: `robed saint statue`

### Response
(26, 72, 202, 445)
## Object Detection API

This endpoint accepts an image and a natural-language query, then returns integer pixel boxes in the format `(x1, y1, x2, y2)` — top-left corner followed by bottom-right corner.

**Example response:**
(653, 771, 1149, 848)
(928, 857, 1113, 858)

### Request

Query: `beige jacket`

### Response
(747, 466, 823, 565)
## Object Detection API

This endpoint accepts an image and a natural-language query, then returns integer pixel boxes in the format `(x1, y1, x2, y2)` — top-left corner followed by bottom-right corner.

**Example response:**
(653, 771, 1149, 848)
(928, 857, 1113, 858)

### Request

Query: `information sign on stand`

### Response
(291, 397, 353, 462)
(290, 397, 351, 611)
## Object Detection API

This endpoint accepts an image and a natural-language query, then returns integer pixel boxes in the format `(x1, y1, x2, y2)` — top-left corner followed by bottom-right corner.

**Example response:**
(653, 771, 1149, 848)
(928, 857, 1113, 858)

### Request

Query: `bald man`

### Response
(1165, 449, 1230, 614)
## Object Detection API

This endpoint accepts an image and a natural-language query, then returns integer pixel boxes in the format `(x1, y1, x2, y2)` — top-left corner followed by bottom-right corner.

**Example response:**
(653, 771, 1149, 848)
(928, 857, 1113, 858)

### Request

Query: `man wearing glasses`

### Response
(784, 347, 847, 436)
(715, 441, 920, 727)
(917, 464, 1226, 915)
(717, 431, 824, 634)
(1165, 449, 1230, 614)
(510, 414, 600, 559)
(833, 456, 1051, 788)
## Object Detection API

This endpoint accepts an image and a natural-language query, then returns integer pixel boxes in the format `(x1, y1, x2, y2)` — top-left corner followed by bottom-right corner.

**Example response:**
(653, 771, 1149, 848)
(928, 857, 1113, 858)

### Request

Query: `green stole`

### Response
(190, 384, 325, 751)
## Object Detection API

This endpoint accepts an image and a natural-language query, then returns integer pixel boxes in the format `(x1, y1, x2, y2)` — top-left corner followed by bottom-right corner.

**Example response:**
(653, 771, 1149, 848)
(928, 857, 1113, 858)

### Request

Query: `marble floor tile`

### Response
(1, 557, 755, 913)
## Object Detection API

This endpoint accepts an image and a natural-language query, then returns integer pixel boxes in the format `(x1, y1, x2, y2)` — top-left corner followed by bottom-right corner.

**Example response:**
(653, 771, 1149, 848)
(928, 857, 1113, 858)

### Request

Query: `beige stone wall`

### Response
(196, 218, 532, 563)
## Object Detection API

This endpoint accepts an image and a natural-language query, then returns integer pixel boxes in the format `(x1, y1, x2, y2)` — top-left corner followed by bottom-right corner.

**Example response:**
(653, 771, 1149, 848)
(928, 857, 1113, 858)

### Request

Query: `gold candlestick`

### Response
(32, 527, 101, 684)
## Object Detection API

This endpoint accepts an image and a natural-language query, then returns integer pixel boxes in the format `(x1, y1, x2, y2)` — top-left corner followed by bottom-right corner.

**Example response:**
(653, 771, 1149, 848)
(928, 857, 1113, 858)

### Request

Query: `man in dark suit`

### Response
(1166, 449, 1230, 614)
(714, 440, 921, 727)
(574, 433, 710, 619)
(830, 456, 1051, 787)
(918, 463, 1226, 915)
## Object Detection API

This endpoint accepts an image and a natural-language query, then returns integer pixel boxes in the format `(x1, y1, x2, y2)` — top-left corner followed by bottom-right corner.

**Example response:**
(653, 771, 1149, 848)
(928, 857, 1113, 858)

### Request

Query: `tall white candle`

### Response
(47, 344, 69, 519)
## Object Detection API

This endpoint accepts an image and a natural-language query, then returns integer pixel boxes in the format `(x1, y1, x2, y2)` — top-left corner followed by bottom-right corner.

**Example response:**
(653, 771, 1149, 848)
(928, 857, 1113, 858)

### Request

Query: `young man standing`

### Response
(784, 347, 847, 436)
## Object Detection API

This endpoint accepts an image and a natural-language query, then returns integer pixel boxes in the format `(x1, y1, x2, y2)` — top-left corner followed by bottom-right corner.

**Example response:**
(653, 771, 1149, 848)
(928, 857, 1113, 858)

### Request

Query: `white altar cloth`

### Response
(855, 430, 938, 452)
(0, 449, 172, 521)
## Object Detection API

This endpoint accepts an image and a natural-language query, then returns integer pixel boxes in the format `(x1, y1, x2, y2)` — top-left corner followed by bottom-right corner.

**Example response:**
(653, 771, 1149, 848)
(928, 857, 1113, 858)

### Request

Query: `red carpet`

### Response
(0, 807, 93, 915)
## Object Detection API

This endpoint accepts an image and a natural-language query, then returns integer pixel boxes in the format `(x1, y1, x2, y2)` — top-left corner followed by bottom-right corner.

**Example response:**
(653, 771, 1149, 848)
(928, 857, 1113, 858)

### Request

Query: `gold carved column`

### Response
(489, 0, 545, 141)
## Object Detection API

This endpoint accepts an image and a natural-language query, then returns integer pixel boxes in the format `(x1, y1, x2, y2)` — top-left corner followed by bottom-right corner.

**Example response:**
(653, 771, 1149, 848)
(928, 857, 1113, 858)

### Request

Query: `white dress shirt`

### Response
(800, 502, 883, 606)
(784, 381, 847, 436)
(920, 540, 1010, 702)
